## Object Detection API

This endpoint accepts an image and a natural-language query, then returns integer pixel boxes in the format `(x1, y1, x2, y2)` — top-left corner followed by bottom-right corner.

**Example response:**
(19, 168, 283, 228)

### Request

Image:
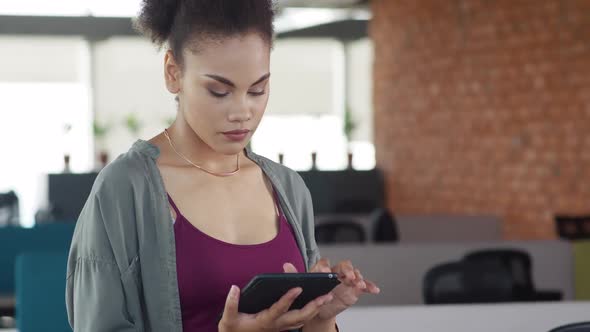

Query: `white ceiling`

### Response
(0, 0, 368, 17)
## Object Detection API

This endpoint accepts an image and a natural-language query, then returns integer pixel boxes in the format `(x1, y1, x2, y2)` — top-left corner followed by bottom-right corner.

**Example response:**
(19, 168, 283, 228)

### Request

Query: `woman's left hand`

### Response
(283, 258, 380, 321)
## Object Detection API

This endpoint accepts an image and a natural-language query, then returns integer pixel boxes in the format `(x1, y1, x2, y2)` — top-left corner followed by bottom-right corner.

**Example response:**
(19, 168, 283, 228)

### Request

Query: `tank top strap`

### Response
(271, 187, 281, 218)
(167, 193, 183, 220)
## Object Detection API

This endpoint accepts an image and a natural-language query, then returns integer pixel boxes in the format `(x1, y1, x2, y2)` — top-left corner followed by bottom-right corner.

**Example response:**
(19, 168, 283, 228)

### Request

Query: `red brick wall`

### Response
(370, 0, 590, 239)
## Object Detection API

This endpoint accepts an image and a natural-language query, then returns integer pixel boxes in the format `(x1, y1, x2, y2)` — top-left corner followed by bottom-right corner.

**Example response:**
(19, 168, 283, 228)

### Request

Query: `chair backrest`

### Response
(370, 208, 398, 243)
(15, 251, 72, 332)
(556, 215, 590, 240)
(315, 221, 366, 244)
(0, 224, 75, 295)
(463, 249, 534, 296)
(0, 227, 28, 294)
(423, 262, 467, 304)
(423, 260, 514, 304)
(549, 322, 590, 332)
(0, 191, 19, 226)
(461, 260, 514, 303)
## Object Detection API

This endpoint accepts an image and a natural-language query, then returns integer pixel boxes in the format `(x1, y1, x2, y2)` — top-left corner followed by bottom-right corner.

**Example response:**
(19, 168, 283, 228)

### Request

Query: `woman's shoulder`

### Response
(92, 141, 156, 195)
(248, 151, 308, 191)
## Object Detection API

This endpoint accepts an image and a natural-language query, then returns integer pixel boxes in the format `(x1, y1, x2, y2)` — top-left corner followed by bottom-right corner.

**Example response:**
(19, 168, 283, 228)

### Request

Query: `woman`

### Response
(66, 1, 379, 331)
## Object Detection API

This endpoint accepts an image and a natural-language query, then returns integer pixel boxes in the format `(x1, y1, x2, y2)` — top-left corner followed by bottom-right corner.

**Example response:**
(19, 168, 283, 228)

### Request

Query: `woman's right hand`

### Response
(218, 285, 333, 332)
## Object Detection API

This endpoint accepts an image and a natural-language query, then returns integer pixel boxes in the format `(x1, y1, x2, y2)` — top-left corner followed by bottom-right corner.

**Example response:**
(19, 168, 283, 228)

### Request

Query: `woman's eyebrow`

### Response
(203, 73, 271, 87)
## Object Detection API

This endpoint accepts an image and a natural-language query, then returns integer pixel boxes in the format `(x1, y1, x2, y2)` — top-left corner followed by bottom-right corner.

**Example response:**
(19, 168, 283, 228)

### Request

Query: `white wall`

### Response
(92, 37, 176, 160)
(266, 38, 344, 116)
(0, 35, 87, 82)
(347, 39, 374, 143)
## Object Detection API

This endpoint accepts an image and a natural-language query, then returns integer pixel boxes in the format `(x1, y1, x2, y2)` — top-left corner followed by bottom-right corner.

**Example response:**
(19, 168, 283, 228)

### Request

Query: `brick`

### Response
(371, 0, 590, 240)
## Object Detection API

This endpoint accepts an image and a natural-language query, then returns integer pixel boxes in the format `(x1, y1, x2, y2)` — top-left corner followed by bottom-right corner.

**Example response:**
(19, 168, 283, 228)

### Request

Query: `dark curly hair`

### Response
(135, 0, 276, 66)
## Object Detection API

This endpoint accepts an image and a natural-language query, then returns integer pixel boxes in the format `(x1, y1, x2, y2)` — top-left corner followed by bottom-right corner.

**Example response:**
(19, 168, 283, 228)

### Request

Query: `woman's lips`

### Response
(222, 129, 250, 142)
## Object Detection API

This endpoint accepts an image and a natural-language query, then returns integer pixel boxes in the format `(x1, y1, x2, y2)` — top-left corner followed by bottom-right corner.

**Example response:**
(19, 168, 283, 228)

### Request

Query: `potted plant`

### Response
(125, 113, 142, 137)
(93, 120, 111, 169)
(62, 123, 73, 173)
(164, 116, 175, 127)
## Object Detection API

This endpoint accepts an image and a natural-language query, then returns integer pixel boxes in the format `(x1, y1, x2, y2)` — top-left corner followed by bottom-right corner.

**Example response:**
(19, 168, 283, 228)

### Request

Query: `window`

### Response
(0, 36, 91, 227)
(251, 38, 375, 170)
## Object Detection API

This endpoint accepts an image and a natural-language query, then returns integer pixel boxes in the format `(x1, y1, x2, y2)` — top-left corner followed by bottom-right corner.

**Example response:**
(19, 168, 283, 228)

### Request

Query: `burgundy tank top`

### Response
(168, 189, 306, 332)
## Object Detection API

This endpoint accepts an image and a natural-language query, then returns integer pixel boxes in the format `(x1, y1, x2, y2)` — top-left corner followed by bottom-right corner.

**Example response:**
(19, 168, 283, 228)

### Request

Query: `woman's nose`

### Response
(227, 98, 252, 122)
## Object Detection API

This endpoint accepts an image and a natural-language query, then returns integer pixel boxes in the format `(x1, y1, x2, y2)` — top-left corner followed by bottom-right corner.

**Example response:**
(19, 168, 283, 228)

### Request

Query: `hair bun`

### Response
(135, 0, 182, 47)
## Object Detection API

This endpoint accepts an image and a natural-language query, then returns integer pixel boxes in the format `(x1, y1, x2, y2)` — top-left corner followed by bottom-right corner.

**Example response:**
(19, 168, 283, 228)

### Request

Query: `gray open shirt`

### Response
(66, 140, 320, 331)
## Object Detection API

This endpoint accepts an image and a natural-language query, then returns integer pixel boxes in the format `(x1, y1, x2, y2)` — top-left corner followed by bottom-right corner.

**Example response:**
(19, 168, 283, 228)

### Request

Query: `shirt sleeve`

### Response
(301, 184, 321, 269)
(66, 191, 137, 331)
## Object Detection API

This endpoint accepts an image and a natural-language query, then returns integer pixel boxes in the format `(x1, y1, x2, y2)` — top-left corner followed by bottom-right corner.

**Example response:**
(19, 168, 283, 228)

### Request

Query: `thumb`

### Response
(283, 262, 298, 273)
(220, 285, 240, 328)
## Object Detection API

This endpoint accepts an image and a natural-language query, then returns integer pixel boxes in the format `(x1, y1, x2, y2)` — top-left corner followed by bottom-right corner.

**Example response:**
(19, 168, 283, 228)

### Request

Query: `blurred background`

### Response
(1, 0, 590, 331)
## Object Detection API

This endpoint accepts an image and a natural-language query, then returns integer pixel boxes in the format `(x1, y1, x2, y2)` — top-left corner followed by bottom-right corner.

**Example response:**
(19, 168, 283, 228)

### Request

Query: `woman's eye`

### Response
(209, 90, 230, 98)
(249, 91, 266, 96)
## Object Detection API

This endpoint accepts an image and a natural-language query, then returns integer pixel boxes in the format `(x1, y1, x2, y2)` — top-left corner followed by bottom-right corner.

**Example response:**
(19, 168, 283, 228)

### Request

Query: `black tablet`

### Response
(238, 273, 341, 314)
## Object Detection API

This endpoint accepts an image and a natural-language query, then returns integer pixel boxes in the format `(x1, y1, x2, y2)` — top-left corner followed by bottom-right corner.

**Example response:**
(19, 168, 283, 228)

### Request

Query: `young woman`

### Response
(66, 1, 379, 331)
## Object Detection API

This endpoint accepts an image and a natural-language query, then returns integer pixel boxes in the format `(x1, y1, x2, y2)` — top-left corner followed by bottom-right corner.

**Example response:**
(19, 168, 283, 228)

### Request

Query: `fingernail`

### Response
(360, 281, 367, 289)
(230, 285, 239, 298)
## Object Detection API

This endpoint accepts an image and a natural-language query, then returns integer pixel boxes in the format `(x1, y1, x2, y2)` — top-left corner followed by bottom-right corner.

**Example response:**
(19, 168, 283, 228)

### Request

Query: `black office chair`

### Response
(556, 215, 590, 240)
(0, 191, 19, 226)
(463, 249, 562, 301)
(423, 262, 467, 304)
(423, 260, 513, 304)
(369, 208, 398, 243)
(462, 260, 515, 303)
(549, 322, 590, 332)
(315, 221, 366, 244)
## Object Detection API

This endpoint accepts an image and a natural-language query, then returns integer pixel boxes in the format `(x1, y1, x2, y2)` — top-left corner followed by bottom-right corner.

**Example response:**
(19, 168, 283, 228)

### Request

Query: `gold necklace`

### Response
(163, 129, 240, 177)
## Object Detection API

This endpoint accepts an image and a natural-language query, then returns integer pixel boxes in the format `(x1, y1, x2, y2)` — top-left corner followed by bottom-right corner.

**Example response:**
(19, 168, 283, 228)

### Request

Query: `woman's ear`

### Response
(164, 50, 182, 94)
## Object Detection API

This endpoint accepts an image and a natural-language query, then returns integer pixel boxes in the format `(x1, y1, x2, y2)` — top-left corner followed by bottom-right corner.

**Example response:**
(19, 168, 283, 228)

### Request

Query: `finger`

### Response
(283, 323, 306, 331)
(283, 262, 298, 273)
(311, 258, 331, 273)
(332, 260, 355, 283)
(355, 268, 364, 281)
(318, 264, 332, 273)
(219, 285, 240, 328)
(264, 287, 302, 320)
(279, 292, 333, 327)
(354, 269, 367, 289)
(364, 279, 381, 294)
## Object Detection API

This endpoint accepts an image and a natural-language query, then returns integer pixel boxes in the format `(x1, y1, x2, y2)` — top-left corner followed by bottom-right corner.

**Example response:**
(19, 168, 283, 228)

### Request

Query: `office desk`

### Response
(337, 301, 590, 332)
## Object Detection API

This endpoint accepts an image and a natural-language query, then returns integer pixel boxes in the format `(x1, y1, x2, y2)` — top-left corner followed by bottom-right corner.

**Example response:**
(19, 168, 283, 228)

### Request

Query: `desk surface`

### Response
(1, 302, 588, 332)
(337, 301, 590, 332)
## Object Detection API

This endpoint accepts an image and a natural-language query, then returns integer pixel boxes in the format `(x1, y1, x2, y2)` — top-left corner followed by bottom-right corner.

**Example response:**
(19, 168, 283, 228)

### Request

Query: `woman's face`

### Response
(168, 32, 271, 155)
